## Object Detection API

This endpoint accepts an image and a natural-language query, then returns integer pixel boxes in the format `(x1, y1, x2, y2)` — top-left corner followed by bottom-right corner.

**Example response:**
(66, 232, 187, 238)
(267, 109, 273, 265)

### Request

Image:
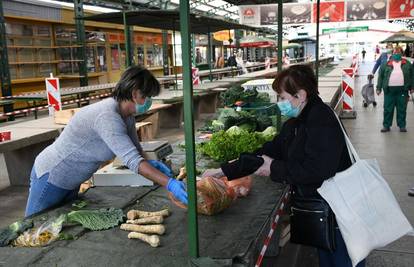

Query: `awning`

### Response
(381, 30, 414, 43)
(83, 10, 258, 34)
(283, 43, 302, 49)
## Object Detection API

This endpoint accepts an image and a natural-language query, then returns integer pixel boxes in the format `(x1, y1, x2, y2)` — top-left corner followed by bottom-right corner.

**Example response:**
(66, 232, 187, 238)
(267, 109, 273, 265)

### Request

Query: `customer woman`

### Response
(203, 65, 365, 267)
(376, 46, 413, 132)
(25, 66, 188, 217)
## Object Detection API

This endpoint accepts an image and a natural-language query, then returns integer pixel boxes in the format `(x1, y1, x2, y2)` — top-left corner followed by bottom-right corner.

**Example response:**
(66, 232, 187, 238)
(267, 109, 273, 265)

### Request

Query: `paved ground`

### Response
(342, 59, 414, 266)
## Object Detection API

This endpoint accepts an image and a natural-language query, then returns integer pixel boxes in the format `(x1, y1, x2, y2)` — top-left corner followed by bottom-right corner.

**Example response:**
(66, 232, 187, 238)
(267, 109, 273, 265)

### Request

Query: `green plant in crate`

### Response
(198, 126, 277, 162)
(220, 85, 267, 106)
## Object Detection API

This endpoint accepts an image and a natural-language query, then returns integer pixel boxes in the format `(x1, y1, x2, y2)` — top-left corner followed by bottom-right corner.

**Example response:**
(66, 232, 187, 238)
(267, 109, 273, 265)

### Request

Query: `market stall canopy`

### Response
(229, 35, 276, 47)
(288, 37, 316, 43)
(83, 10, 258, 34)
(283, 42, 301, 49)
(229, 36, 290, 48)
(380, 30, 414, 43)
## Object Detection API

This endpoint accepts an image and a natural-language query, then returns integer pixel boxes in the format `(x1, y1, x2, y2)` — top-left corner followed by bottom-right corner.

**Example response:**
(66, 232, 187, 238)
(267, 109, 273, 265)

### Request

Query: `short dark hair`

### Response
(112, 66, 160, 102)
(272, 64, 318, 97)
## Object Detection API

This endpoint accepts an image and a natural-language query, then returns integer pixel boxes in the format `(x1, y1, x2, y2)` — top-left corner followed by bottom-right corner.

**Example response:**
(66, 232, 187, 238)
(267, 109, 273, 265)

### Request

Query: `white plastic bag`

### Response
(317, 114, 413, 267)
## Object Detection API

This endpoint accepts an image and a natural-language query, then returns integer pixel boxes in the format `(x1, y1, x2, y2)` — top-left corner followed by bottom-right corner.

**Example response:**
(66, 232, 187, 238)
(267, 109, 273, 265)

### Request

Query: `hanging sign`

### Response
(346, 0, 386, 21)
(313, 1, 345, 23)
(388, 0, 414, 19)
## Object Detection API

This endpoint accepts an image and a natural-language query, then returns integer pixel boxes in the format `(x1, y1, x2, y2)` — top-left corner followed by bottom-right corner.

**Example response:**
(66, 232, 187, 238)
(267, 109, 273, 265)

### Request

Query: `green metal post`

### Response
(315, 0, 320, 85)
(74, 0, 88, 86)
(162, 30, 169, 75)
(0, 0, 14, 117)
(123, 11, 133, 67)
(173, 25, 178, 90)
(277, 0, 283, 72)
(179, 0, 199, 258)
(161, 1, 169, 75)
(192, 34, 196, 66)
(207, 30, 213, 82)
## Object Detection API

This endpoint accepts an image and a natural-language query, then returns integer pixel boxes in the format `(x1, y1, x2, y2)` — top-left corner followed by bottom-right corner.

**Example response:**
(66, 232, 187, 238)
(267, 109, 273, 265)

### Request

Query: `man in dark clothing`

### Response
(361, 48, 366, 62)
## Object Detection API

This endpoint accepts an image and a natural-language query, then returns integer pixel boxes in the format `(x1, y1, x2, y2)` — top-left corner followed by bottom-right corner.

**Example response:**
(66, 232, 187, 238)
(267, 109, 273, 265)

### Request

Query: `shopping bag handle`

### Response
(331, 109, 360, 163)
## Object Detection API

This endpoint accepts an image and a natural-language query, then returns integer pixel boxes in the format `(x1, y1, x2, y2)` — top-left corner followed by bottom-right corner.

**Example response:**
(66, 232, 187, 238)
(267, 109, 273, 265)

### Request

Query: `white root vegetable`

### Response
(126, 216, 163, 225)
(177, 167, 187, 180)
(127, 209, 170, 220)
(120, 224, 166, 235)
(128, 232, 160, 247)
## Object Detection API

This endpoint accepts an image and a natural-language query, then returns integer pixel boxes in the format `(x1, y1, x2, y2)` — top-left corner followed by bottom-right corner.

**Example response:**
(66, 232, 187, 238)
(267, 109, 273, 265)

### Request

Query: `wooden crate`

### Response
(54, 108, 80, 125)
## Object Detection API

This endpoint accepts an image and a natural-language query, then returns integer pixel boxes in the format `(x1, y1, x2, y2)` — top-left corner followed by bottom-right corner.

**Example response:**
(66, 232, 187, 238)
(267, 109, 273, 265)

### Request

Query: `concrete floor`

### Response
(342, 60, 414, 266)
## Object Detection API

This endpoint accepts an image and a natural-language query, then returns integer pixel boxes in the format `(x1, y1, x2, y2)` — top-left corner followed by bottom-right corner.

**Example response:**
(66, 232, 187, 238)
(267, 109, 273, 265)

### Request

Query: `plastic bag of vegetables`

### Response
(169, 177, 237, 216)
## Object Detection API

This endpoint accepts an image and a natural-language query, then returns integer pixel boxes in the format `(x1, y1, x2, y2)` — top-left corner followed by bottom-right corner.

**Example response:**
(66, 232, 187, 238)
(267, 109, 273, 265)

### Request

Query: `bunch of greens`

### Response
(220, 86, 268, 106)
(198, 126, 277, 162)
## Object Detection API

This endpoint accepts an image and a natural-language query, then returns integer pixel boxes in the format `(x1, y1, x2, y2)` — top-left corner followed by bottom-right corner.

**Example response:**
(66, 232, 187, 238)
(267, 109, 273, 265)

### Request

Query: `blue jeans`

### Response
(318, 228, 366, 267)
(25, 168, 79, 217)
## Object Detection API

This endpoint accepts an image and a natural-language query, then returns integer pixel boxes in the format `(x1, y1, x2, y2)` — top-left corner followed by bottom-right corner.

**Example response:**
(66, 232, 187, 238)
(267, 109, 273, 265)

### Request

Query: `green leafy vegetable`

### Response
(261, 126, 277, 140)
(198, 130, 275, 162)
(67, 208, 124, 231)
(226, 126, 245, 136)
(220, 86, 265, 106)
(0, 220, 33, 247)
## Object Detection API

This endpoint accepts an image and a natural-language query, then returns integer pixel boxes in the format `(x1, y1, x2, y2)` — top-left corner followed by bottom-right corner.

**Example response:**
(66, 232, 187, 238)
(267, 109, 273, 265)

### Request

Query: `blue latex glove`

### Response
(148, 160, 174, 177)
(167, 178, 188, 205)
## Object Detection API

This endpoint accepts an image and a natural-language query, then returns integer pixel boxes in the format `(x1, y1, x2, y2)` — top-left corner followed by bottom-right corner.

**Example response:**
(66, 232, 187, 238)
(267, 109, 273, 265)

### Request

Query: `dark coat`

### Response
(260, 95, 352, 197)
(222, 95, 352, 198)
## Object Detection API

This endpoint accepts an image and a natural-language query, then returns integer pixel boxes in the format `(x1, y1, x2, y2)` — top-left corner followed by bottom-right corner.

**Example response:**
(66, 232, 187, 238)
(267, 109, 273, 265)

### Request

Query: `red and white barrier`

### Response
(45, 75, 62, 115)
(255, 190, 290, 267)
(340, 68, 357, 119)
(192, 67, 200, 85)
(351, 53, 359, 76)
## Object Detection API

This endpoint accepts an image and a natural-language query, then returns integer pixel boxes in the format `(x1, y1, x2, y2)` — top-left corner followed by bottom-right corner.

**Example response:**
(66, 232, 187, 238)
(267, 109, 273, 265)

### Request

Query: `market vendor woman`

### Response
(25, 66, 188, 217)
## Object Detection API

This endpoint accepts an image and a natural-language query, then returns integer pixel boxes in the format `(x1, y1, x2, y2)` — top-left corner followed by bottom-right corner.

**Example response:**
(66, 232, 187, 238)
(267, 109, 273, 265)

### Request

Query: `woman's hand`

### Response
(167, 178, 188, 205)
(254, 155, 273, 177)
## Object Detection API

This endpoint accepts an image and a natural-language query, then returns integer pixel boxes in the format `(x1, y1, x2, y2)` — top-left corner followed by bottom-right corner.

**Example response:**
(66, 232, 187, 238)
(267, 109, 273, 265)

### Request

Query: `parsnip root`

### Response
(120, 223, 165, 235)
(126, 216, 163, 225)
(128, 232, 160, 247)
(177, 167, 187, 180)
(127, 209, 170, 220)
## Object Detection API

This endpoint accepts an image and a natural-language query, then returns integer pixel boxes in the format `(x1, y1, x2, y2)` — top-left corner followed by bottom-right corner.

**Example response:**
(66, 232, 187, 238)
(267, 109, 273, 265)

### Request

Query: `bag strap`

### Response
(331, 109, 360, 163)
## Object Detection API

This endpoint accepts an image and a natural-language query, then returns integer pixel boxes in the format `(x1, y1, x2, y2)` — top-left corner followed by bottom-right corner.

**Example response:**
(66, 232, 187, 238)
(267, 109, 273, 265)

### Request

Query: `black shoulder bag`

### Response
(290, 193, 336, 252)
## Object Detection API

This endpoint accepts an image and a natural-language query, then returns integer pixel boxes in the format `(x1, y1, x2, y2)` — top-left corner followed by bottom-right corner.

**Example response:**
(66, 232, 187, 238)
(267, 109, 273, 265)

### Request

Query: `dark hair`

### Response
(112, 66, 160, 102)
(272, 64, 318, 97)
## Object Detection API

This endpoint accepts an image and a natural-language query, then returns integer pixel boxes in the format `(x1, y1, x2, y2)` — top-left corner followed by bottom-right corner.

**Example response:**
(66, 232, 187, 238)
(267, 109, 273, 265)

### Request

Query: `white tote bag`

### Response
(317, 114, 413, 267)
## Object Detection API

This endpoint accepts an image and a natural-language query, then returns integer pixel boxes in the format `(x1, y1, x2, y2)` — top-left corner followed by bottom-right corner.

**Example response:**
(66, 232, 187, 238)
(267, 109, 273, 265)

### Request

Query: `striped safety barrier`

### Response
(255, 190, 290, 267)
(340, 68, 357, 119)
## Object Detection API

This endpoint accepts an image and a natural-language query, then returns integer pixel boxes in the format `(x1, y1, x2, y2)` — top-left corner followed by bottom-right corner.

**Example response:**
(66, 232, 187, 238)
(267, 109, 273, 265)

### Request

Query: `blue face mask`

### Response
(277, 99, 301, 118)
(135, 97, 152, 114)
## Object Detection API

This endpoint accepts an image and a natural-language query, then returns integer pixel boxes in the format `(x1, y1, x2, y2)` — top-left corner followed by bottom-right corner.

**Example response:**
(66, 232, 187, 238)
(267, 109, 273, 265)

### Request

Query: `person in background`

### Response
(375, 45, 380, 60)
(195, 48, 203, 64)
(214, 53, 225, 79)
(25, 66, 188, 217)
(371, 43, 393, 76)
(376, 46, 413, 132)
(361, 48, 366, 62)
(202, 65, 365, 267)
(404, 45, 410, 58)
